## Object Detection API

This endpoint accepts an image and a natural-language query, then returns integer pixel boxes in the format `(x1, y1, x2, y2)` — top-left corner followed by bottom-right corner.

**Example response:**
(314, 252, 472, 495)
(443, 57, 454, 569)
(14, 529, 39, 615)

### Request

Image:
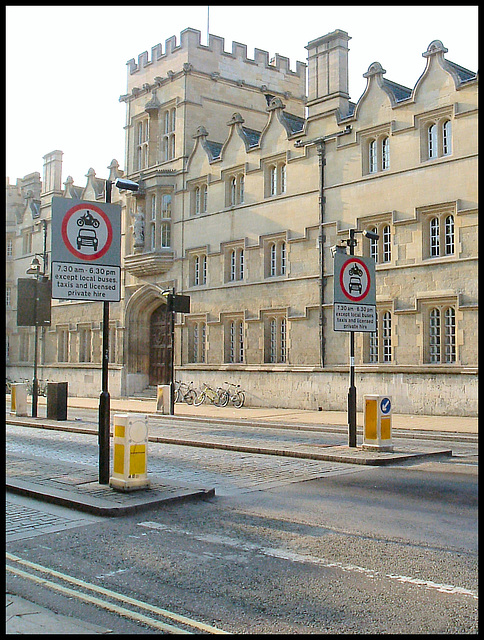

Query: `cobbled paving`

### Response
(6, 497, 100, 542)
(6, 424, 366, 540)
(6, 424, 365, 496)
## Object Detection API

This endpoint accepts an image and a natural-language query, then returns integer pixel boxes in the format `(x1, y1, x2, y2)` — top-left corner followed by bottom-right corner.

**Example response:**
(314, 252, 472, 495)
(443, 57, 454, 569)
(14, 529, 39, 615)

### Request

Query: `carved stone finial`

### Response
(227, 112, 245, 126)
(193, 126, 209, 138)
(363, 62, 386, 78)
(422, 40, 448, 58)
(267, 97, 286, 111)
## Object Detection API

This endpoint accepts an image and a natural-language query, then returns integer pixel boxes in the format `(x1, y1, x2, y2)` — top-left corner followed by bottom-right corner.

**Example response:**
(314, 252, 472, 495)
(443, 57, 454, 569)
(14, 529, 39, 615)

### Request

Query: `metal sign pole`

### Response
(98, 180, 112, 484)
(169, 289, 175, 416)
(347, 229, 357, 447)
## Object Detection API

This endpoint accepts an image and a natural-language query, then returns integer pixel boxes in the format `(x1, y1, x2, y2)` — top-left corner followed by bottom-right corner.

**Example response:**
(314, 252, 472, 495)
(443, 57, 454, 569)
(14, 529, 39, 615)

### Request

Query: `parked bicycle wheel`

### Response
(184, 389, 197, 405)
(233, 391, 245, 408)
(193, 391, 206, 406)
(217, 390, 230, 407)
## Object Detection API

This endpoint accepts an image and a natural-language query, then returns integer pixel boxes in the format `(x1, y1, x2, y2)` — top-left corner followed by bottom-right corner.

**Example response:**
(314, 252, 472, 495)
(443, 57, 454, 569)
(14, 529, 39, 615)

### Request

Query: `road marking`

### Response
(6, 563, 190, 634)
(138, 522, 478, 601)
(6, 552, 228, 634)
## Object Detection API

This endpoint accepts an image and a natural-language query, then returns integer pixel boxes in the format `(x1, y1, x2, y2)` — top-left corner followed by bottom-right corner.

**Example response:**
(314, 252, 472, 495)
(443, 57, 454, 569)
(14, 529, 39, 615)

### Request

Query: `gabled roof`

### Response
(445, 59, 477, 84)
(383, 79, 412, 102)
(92, 178, 106, 199)
(280, 111, 305, 134)
(70, 186, 84, 199)
(241, 126, 261, 147)
(206, 140, 223, 160)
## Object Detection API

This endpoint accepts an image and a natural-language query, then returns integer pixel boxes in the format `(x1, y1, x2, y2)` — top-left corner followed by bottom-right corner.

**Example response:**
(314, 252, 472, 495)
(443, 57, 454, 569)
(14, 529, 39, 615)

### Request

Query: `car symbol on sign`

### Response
(348, 276, 362, 294)
(77, 228, 98, 251)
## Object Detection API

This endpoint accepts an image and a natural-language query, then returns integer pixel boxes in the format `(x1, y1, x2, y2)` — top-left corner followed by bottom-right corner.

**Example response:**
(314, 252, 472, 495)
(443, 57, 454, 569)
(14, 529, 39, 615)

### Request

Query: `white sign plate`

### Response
(51, 262, 121, 302)
(334, 302, 376, 332)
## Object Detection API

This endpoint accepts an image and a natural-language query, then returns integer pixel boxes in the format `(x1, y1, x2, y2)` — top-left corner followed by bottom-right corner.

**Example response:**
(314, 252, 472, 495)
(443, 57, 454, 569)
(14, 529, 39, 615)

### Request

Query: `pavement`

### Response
(6, 394, 477, 634)
(6, 592, 114, 634)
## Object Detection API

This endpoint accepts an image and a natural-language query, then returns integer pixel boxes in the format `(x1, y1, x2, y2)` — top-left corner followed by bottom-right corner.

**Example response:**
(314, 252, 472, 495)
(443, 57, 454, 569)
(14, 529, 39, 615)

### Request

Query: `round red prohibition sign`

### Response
(340, 257, 371, 302)
(61, 203, 113, 261)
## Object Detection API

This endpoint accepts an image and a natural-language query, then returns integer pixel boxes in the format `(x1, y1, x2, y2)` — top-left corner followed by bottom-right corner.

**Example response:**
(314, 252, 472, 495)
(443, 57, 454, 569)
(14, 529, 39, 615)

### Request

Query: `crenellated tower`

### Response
(120, 27, 307, 177)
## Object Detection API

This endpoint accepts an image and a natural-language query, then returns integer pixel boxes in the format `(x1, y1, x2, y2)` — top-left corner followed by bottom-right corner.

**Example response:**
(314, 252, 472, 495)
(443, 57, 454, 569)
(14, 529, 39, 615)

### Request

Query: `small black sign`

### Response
(171, 294, 191, 313)
(17, 278, 52, 326)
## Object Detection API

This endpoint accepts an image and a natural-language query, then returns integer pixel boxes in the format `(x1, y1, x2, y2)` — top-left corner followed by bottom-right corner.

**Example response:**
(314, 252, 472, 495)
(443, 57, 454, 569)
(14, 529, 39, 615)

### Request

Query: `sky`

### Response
(6, 5, 479, 186)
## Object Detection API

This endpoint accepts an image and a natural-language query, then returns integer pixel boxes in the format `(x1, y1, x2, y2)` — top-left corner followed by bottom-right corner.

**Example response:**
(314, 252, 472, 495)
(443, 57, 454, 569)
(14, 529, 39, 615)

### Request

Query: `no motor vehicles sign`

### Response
(51, 197, 121, 302)
(333, 253, 376, 332)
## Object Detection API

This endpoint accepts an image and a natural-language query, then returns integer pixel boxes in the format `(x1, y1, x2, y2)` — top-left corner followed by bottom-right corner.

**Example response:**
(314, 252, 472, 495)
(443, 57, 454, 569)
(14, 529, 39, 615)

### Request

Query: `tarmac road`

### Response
(6, 395, 478, 633)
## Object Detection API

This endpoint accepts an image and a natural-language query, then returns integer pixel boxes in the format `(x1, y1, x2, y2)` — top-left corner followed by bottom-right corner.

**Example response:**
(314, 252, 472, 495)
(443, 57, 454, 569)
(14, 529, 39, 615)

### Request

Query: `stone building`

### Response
(6, 28, 477, 416)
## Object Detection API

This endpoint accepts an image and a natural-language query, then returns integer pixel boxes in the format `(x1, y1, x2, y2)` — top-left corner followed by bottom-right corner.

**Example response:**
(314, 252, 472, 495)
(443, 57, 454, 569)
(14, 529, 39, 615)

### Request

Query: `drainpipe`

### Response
(316, 140, 325, 367)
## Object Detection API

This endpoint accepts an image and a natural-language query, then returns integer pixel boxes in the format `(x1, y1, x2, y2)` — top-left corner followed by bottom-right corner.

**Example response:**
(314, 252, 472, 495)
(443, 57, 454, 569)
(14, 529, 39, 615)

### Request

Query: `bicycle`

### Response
(193, 382, 226, 407)
(222, 381, 246, 408)
(174, 380, 197, 405)
(38, 379, 49, 397)
(21, 379, 49, 397)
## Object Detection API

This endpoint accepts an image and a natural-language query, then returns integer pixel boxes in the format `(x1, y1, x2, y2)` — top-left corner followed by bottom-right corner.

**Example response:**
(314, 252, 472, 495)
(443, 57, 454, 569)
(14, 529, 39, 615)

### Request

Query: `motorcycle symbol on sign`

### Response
(348, 264, 363, 293)
(76, 211, 100, 228)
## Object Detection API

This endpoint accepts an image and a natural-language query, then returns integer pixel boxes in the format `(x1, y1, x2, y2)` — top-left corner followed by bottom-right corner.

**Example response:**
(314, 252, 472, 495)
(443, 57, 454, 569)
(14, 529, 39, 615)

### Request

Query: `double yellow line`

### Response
(6, 552, 228, 634)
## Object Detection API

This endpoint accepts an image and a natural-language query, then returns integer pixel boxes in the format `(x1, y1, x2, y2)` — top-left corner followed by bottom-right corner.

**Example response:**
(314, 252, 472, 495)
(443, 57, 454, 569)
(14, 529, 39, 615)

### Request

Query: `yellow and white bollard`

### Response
(156, 384, 171, 414)
(10, 383, 28, 417)
(363, 395, 393, 451)
(109, 413, 150, 491)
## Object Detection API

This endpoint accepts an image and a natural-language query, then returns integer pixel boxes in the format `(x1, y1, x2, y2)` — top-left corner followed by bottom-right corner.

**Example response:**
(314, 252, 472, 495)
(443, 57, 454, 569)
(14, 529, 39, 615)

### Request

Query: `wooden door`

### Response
(149, 305, 172, 386)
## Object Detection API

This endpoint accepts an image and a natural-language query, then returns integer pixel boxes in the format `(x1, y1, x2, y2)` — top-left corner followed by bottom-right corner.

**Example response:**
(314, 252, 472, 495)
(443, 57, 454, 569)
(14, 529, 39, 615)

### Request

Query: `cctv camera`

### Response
(363, 229, 379, 241)
(115, 177, 139, 192)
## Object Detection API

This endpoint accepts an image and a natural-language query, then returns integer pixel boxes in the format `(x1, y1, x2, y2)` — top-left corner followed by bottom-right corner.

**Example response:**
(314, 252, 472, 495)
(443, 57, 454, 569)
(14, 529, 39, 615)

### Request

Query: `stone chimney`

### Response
(42, 150, 63, 194)
(306, 29, 351, 118)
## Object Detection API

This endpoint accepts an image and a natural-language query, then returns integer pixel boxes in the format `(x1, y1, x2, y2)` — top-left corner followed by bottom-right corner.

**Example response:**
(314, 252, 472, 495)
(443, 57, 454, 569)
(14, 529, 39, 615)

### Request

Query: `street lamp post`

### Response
(26, 255, 46, 418)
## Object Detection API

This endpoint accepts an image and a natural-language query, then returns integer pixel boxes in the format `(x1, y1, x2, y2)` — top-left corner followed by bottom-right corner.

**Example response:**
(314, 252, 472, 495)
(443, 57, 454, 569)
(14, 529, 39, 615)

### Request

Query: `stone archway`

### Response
(124, 285, 169, 394)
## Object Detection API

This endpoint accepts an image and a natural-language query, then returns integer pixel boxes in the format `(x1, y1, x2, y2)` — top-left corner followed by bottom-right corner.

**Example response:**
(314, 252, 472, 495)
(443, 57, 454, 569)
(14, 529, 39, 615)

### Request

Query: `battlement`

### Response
(126, 27, 306, 79)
